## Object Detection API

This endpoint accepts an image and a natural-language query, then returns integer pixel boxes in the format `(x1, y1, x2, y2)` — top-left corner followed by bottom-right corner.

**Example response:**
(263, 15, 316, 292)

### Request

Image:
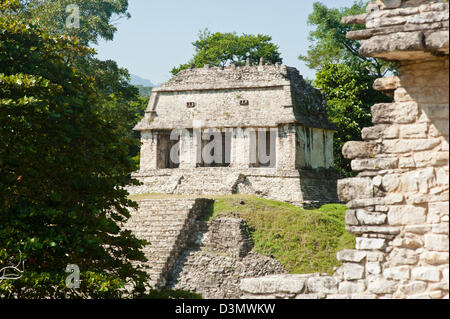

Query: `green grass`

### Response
(130, 194, 355, 275)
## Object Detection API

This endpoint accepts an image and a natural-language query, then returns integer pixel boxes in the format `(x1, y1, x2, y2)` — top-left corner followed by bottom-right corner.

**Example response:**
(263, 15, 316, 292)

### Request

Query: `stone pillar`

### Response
(338, 0, 449, 299)
(277, 125, 296, 170)
(240, 0, 449, 300)
(230, 127, 251, 168)
(179, 129, 197, 169)
(140, 131, 158, 171)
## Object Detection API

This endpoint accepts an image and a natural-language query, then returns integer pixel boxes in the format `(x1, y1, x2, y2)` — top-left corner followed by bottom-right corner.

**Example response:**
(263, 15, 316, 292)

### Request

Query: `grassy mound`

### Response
(130, 194, 355, 275)
(208, 195, 354, 274)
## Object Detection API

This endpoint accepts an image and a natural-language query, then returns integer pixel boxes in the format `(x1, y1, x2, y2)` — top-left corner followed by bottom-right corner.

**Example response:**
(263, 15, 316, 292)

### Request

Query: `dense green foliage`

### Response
(300, 1, 394, 78)
(0, 0, 150, 298)
(315, 63, 392, 176)
(301, 1, 395, 176)
(14, 0, 148, 161)
(17, 0, 130, 46)
(172, 29, 283, 75)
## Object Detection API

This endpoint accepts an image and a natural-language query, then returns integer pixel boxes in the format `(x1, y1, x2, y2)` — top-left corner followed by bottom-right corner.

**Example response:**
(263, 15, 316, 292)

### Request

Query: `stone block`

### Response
(421, 252, 449, 265)
(394, 87, 414, 102)
(382, 168, 436, 194)
(405, 225, 431, 234)
(345, 210, 360, 226)
(368, 278, 398, 294)
(356, 210, 387, 225)
(240, 275, 307, 294)
(367, 251, 386, 262)
(384, 266, 411, 280)
(356, 238, 386, 250)
(424, 234, 449, 252)
(360, 32, 426, 58)
(362, 125, 399, 140)
(351, 158, 398, 171)
(400, 281, 428, 295)
(414, 151, 449, 167)
(400, 123, 428, 138)
(382, 139, 441, 153)
(306, 276, 339, 294)
(342, 141, 379, 159)
(373, 76, 400, 92)
(432, 224, 449, 234)
(389, 248, 419, 266)
(425, 31, 449, 52)
(371, 102, 419, 124)
(387, 205, 427, 225)
(347, 194, 404, 209)
(411, 267, 441, 282)
(399, 157, 416, 168)
(338, 178, 373, 202)
(337, 250, 367, 263)
(343, 263, 365, 280)
(392, 237, 423, 249)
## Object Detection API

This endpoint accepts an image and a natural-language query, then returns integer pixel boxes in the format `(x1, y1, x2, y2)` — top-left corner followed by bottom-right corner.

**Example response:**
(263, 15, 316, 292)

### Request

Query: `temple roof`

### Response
(134, 63, 337, 131)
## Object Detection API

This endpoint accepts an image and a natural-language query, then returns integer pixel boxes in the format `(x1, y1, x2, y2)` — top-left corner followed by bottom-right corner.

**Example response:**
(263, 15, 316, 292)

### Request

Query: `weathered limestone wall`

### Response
(128, 168, 338, 208)
(135, 64, 333, 131)
(167, 215, 286, 299)
(295, 127, 334, 169)
(240, 0, 449, 299)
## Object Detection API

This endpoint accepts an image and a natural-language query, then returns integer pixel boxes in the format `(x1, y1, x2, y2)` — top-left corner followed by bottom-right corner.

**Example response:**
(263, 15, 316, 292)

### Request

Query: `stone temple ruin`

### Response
(130, 61, 338, 207)
(241, 0, 449, 299)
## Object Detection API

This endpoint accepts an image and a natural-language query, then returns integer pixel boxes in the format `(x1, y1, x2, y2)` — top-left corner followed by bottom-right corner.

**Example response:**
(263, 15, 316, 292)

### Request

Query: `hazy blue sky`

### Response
(93, 0, 357, 85)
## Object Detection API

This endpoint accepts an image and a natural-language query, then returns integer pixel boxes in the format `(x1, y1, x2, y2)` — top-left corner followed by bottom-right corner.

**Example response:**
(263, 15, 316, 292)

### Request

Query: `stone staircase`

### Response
(125, 198, 214, 288)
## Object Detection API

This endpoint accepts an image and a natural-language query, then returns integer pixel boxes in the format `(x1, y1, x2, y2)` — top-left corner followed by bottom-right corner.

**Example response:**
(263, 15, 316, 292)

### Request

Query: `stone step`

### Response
(136, 208, 193, 213)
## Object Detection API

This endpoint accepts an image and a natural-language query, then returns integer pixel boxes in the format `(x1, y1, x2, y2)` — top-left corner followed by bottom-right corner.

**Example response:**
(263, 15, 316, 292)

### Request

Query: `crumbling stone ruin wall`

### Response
(240, 0, 449, 299)
(129, 63, 339, 207)
(166, 215, 286, 299)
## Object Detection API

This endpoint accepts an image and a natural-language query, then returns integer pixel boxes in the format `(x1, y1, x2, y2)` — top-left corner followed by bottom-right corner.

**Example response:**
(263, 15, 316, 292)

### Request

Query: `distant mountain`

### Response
(129, 74, 154, 87)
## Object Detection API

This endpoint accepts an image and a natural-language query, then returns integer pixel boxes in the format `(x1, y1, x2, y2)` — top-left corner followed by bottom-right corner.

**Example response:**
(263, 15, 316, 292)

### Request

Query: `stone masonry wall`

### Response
(128, 167, 338, 208)
(166, 215, 286, 299)
(240, 0, 449, 299)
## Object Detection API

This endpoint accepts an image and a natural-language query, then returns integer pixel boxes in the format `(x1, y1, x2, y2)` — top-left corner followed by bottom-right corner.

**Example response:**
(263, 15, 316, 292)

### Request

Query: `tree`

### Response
(314, 63, 391, 176)
(17, 0, 130, 46)
(172, 29, 283, 75)
(0, 0, 148, 298)
(300, 1, 395, 176)
(299, 1, 395, 78)
(14, 0, 148, 161)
